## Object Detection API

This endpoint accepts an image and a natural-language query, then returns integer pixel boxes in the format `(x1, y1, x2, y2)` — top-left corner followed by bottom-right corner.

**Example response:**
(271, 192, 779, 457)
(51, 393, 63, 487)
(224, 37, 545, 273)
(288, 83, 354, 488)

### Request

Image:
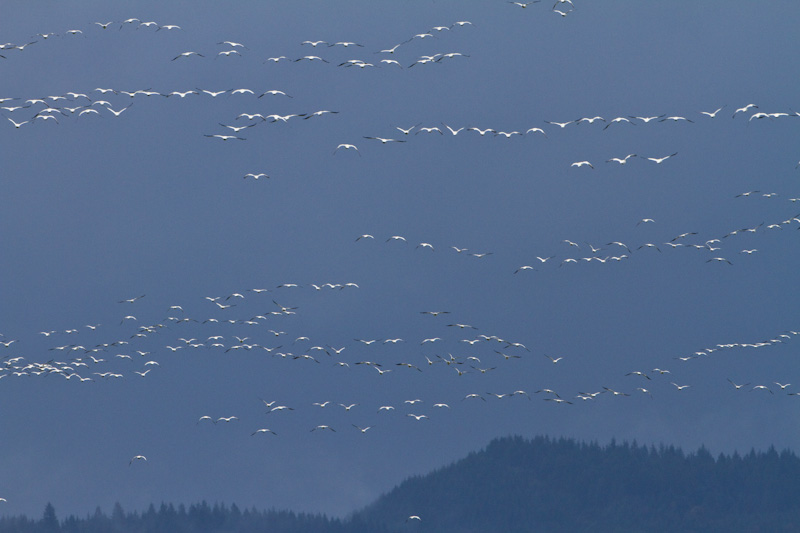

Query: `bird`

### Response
(334, 144, 360, 155)
(700, 106, 725, 118)
(364, 136, 406, 144)
(220, 123, 255, 133)
(7, 118, 29, 129)
(205, 134, 245, 141)
(670, 383, 690, 391)
(732, 104, 758, 118)
(251, 429, 277, 436)
(172, 52, 205, 61)
(607, 154, 637, 165)
(603, 117, 634, 129)
(646, 152, 678, 164)
(396, 124, 420, 135)
(106, 104, 132, 117)
(244, 173, 269, 180)
(259, 89, 293, 99)
(468, 127, 495, 136)
(295, 55, 329, 63)
(571, 161, 594, 169)
(442, 123, 465, 135)
(129, 455, 147, 465)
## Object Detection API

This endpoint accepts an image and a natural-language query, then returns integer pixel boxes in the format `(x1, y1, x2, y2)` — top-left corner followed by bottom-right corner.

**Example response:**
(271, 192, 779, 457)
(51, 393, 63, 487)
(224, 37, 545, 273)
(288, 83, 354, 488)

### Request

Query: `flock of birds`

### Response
(2, 1, 799, 522)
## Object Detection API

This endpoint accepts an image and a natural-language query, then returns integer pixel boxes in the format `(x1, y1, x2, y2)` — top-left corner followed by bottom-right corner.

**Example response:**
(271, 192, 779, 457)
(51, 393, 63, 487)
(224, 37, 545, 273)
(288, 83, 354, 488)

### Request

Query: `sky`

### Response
(1, 0, 800, 521)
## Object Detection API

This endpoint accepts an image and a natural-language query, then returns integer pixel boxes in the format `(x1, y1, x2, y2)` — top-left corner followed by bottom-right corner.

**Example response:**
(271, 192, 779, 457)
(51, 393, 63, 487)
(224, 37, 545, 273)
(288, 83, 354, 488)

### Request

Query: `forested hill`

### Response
(354, 435, 800, 532)
(5, 435, 800, 532)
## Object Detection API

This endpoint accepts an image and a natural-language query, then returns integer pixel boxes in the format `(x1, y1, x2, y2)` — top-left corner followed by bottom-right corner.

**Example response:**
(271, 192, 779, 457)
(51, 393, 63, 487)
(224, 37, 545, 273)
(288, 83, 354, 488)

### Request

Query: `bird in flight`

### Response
(607, 154, 637, 165)
(363, 136, 406, 144)
(172, 52, 205, 61)
(334, 144, 360, 155)
(645, 153, 678, 164)
(205, 134, 245, 141)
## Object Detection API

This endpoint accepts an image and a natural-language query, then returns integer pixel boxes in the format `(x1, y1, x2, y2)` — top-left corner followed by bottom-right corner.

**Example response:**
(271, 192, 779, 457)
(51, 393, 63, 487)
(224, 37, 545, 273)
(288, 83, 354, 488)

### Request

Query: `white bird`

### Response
(218, 40, 246, 48)
(295, 55, 329, 63)
(204, 134, 245, 141)
(251, 428, 277, 436)
(607, 154, 637, 164)
(700, 106, 725, 118)
(603, 117, 634, 129)
(7, 118, 29, 128)
(334, 144, 360, 155)
(646, 152, 678, 164)
(172, 52, 205, 61)
(364, 136, 406, 144)
(129, 455, 147, 465)
(732, 104, 757, 118)
(259, 89, 293, 99)
(442, 123, 465, 135)
(571, 161, 594, 169)
(469, 127, 495, 136)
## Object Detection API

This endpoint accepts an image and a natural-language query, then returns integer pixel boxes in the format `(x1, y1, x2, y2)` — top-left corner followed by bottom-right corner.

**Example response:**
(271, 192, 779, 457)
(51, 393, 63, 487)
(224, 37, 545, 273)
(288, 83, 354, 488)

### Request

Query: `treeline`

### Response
(5, 435, 800, 532)
(0, 501, 388, 533)
(355, 435, 800, 532)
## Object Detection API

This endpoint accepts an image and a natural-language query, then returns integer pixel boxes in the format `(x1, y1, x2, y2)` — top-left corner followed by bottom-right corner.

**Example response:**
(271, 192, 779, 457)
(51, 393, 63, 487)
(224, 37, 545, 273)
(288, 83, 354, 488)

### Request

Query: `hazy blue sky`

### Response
(1, 0, 799, 520)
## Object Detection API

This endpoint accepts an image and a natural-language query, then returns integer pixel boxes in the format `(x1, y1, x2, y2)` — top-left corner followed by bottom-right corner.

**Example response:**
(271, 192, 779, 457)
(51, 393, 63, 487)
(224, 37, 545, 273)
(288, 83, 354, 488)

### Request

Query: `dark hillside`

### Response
(354, 435, 800, 532)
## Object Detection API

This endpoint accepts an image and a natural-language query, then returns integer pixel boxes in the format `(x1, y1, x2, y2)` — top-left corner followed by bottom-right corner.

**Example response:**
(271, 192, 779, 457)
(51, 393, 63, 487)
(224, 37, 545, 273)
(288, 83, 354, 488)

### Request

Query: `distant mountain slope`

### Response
(353, 435, 800, 532)
(4, 435, 800, 532)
